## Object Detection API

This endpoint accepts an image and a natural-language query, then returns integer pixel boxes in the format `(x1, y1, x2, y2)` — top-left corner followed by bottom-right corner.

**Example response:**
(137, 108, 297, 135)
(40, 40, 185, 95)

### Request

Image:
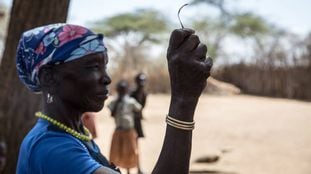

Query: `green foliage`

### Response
(206, 44, 218, 58)
(193, 20, 210, 31)
(90, 9, 170, 79)
(191, 0, 231, 17)
(192, 17, 228, 58)
(92, 9, 169, 43)
(191, 1, 271, 40)
(191, 11, 272, 60)
(193, 17, 227, 32)
(230, 12, 270, 38)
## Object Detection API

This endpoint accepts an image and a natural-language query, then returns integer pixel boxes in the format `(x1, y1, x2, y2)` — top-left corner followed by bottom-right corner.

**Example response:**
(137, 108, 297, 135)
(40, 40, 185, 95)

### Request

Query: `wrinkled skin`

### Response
(40, 53, 111, 132)
(167, 28, 212, 100)
(151, 29, 213, 174)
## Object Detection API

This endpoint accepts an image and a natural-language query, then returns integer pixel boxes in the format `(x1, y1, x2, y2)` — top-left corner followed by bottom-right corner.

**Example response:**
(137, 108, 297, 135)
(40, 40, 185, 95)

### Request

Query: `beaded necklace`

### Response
(35, 111, 92, 142)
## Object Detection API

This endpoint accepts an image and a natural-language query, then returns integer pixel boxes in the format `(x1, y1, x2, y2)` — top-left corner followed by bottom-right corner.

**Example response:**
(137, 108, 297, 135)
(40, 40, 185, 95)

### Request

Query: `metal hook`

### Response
(178, 3, 189, 29)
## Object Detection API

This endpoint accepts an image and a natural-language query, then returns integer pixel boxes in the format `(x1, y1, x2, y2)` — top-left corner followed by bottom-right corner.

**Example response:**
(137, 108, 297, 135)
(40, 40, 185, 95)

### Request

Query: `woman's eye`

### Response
(86, 65, 100, 70)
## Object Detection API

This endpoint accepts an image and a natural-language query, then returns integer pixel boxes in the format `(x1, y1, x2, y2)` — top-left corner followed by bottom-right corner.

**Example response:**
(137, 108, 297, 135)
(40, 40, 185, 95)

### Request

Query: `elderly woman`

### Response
(16, 24, 212, 174)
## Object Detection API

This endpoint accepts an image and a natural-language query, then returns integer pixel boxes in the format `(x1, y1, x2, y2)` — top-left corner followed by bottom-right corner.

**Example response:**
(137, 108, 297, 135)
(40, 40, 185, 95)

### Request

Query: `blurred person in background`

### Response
(130, 73, 147, 174)
(108, 80, 142, 174)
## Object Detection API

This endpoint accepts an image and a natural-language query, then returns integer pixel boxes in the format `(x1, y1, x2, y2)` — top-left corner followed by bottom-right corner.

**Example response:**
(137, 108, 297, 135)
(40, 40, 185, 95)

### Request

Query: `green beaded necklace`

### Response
(35, 111, 92, 142)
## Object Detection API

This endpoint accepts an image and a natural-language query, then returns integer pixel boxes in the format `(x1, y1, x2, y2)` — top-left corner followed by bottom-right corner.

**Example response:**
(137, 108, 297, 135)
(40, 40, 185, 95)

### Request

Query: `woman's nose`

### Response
(101, 74, 111, 85)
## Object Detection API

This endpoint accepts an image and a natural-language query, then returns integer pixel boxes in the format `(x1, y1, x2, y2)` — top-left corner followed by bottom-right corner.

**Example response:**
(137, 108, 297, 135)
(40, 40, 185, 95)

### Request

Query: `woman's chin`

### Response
(83, 101, 105, 112)
(92, 102, 105, 112)
(83, 96, 108, 112)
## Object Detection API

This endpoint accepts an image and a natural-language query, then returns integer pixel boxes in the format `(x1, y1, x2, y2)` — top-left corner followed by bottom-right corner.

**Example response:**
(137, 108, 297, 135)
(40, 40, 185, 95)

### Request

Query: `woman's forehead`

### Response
(61, 53, 108, 67)
(80, 53, 108, 63)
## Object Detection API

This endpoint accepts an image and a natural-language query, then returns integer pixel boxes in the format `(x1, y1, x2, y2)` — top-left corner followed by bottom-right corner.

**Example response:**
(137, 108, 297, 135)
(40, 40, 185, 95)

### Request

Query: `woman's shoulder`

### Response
(25, 119, 86, 150)
(28, 131, 89, 166)
(25, 121, 88, 158)
(27, 132, 101, 174)
(19, 123, 91, 172)
(35, 129, 87, 151)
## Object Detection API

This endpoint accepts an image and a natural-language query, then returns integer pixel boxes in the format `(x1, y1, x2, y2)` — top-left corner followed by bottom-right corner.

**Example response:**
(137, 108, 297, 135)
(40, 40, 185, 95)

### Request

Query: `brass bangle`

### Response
(166, 115, 195, 131)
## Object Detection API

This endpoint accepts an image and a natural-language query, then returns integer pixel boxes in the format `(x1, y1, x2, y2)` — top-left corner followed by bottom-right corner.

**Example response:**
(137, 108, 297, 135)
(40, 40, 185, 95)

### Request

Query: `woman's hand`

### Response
(152, 29, 213, 174)
(167, 28, 213, 100)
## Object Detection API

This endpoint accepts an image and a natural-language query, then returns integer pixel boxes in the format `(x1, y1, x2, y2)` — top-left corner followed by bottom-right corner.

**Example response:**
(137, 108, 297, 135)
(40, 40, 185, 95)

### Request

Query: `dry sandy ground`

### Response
(94, 94, 311, 174)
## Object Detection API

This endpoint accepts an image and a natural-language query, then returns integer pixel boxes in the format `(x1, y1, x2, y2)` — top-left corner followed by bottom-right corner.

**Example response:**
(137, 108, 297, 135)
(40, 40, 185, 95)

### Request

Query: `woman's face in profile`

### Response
(54, 53, 111, 112)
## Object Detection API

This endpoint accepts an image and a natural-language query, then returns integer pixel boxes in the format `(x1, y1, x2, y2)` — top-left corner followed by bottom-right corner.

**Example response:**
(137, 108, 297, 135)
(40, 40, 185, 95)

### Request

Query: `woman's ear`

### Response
(39, 65, 57, 88)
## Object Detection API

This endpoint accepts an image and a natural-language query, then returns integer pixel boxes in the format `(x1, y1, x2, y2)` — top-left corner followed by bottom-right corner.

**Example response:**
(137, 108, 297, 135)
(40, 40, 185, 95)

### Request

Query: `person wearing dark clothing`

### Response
(130, 73, 147, 138)
(130, 73, 147, 174)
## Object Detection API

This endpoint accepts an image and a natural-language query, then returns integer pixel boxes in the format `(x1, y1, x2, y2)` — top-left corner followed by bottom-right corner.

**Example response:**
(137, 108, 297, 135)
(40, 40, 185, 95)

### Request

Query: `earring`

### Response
(47, 93, 54, 104)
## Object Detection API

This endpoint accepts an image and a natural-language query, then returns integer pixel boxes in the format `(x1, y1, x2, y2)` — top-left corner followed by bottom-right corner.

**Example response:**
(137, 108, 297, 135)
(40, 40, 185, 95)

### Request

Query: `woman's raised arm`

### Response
(152, 29, 213, 174)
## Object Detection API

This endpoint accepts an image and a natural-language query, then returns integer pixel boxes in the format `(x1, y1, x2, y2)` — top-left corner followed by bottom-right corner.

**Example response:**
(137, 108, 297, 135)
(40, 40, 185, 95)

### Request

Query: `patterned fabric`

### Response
(16, 24, 107, 92)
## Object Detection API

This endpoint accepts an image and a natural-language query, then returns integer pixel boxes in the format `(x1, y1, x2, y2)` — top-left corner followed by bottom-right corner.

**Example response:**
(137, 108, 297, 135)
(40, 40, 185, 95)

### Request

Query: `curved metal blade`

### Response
(178, 3, 189, 29)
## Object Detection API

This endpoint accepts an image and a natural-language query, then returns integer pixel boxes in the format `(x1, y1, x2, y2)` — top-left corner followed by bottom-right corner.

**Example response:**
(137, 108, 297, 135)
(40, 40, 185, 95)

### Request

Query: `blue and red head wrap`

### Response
(16, 23, 107, 92)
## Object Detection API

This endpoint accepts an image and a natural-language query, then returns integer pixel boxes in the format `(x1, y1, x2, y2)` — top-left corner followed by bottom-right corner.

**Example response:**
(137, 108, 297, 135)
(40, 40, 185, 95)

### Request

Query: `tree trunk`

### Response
(0, 0, 70, 173)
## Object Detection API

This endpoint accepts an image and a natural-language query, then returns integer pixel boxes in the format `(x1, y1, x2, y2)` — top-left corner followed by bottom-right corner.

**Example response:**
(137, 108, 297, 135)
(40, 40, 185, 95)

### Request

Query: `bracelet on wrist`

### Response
(166, 115, 195, 131)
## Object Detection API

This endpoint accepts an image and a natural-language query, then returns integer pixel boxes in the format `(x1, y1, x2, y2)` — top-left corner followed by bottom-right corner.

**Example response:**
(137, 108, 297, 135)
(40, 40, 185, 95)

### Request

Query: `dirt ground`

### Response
(94, 94, 311, 174)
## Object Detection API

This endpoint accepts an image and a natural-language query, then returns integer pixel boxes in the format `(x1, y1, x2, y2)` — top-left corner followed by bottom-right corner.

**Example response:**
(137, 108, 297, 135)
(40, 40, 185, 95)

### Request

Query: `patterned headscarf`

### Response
(16, 23, 107, 93)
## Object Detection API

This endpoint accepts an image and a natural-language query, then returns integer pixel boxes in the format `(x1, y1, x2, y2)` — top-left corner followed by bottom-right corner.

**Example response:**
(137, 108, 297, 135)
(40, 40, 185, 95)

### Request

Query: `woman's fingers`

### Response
(192, 57, 213, 77)
(203, 57, 213, 77)
(205, 57, 213, 71)
(178, 34, 200, 52)
(168, 29, 194, 50)
(167, 28, 213, 78)
(192, 43, 207, 61)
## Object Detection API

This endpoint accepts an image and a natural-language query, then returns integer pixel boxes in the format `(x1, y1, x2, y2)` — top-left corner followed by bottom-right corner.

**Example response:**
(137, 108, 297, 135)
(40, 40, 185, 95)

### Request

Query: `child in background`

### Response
(108, 80, 142, 174)
(130, 73, 147, 174)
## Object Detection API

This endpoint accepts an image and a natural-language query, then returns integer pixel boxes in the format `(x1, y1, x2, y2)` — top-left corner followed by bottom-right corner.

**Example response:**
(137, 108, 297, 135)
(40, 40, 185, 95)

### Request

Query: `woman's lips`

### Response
(96, 91, 109, 100)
